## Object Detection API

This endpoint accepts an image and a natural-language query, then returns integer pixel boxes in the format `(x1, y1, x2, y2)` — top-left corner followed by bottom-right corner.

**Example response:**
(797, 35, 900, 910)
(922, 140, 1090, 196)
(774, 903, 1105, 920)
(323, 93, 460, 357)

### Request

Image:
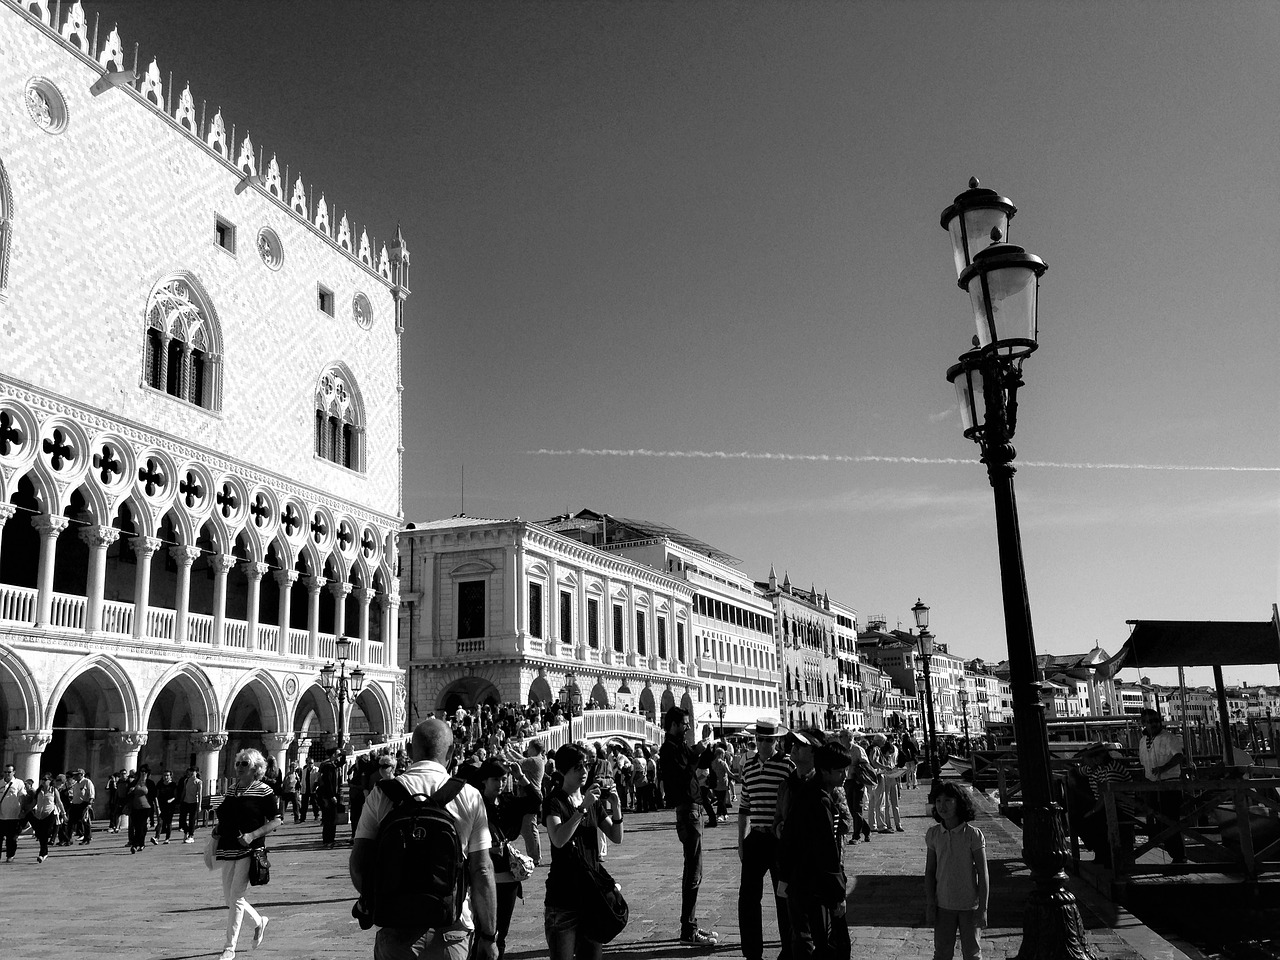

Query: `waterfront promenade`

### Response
(0, 786, 1187, 960)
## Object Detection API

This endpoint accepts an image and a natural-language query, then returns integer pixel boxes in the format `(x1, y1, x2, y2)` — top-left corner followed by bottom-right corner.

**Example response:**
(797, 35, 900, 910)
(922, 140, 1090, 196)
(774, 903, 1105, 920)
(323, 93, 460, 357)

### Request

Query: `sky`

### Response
(94, 1, 1280, 687)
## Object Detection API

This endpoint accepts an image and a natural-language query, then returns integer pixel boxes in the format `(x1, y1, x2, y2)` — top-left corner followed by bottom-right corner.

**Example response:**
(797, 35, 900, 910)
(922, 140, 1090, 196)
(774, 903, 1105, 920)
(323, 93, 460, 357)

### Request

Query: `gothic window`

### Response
(314, 365, 365, 471)
(144, 275, 222, 410)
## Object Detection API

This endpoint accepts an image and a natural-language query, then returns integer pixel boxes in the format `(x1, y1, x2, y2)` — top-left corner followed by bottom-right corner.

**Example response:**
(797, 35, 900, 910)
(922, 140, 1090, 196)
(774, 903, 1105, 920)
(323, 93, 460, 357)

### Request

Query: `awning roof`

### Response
(1100, 614, 1280, 676)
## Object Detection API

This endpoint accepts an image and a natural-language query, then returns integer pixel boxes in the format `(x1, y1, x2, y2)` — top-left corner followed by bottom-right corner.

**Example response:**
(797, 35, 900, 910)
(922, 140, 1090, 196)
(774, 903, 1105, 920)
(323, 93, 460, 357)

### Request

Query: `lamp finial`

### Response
(990, 226, 1003, 242)
(968, 176, 980, 189)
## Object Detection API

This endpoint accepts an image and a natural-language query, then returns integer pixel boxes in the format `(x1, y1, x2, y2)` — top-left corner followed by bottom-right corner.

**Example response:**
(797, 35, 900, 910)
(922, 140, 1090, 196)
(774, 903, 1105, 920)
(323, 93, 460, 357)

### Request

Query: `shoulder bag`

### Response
(248, 846, 271, 886)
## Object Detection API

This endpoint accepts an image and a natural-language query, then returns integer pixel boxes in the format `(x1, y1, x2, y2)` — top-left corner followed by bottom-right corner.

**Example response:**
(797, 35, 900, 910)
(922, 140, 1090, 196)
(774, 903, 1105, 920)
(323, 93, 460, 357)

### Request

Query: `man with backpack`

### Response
(350, 718, 498, 960)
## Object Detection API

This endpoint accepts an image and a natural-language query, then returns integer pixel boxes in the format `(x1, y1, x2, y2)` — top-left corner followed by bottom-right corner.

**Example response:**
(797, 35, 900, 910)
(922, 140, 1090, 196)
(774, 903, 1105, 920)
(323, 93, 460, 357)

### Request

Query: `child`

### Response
(925, 783, 989, 960)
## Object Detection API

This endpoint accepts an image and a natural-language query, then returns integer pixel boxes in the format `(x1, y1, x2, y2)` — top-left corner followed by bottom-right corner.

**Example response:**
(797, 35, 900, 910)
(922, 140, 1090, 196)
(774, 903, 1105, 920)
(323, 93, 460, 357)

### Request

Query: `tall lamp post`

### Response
(715, 689, 727, 741)
(319, 635, 365, 754)
(940, 179, 1092, 960)
(564, 669, 578, 743)
(912, 600, 941, 781)
(958, 686, 971, 754)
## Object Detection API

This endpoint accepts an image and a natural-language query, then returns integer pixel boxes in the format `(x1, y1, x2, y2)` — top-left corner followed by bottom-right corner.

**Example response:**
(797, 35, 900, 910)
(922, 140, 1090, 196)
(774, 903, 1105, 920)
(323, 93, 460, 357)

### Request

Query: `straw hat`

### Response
(742, 718, 789, 738)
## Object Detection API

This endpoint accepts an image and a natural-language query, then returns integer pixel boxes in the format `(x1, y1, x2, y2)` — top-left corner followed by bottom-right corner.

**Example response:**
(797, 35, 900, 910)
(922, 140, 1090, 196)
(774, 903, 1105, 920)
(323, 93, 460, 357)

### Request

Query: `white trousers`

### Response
(221, 856, 262, 950)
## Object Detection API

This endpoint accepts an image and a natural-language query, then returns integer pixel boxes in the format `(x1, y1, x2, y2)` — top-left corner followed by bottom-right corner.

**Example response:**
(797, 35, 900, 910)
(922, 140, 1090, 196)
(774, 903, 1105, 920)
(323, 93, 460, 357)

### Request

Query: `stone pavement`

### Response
(0, 786, 1184, 960)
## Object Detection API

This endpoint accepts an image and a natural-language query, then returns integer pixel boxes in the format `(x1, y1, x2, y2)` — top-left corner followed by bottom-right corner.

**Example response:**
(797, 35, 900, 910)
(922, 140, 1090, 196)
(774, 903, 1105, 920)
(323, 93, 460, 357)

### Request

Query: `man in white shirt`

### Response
(68, 769, 95, 844)
(1137, 709, 1186, 863)
(0, 763, 30, 863)
(350, 718, 498, 960)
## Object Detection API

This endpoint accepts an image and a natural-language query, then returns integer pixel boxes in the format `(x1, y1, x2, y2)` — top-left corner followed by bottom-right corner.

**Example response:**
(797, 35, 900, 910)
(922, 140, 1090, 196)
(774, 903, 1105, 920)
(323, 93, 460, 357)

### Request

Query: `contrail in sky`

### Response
(528, 448, 1280, 473)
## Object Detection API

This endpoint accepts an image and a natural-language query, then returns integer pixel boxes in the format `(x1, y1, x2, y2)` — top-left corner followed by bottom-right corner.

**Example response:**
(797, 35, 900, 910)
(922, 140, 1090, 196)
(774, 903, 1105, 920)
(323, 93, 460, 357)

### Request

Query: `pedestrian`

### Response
(301, 756, 320, 822)
(54, 773, 72, 845)
(107, 769, 125, 833)
(349, 718, 499, 960)
(281, 764, 301, 822)
(875, 737, 904, 833)
(543, 743, 625, 960)
(178, 765, 202, 843)
(779, 742, 853, 960)
(900, 733, 921, 790)
(464, 757, 542, 960)
(126, 769, 153, 853)
(28, 772, 66, 862)
(1075, 742, 1132, 868)
(67, 768, 95, 845)
(1136, 708, 1186, 863)
(151, 770, 179, 843)
(519, 739, 547, 865)
(214, 748, 280, 960)
(925, 783, 988, 960)
(318, 749, 342, 848)
(711, 746, 731, 822)
(658, 706, 718, 947)
(1, 764, 30, 862)
(737, 718, 795, 960)
(631, 746, 649, 813)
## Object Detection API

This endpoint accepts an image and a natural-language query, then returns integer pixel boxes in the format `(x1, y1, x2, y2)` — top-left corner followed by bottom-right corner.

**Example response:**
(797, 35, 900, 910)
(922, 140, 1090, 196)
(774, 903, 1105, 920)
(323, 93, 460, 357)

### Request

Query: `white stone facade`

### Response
(399, 517, 700, 725)
(0, 1, 407, 797)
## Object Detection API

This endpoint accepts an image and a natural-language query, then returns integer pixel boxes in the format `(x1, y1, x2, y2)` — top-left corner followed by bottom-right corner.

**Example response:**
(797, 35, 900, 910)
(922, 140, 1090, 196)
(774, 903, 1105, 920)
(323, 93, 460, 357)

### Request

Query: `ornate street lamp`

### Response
(940, 180, 1092, 960)
(912, 599, 941, 781)
(564, 669, 577, 743)
(715, 689, 727, 741)
(319, 635, 365, 754)
(958, 686, 972, 754)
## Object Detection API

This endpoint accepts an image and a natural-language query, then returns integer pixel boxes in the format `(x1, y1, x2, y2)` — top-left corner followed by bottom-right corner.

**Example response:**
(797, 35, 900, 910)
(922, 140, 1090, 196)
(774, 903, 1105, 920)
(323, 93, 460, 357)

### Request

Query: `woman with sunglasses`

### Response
(213, 748, 281, 960)
(29, 773, 67, 862)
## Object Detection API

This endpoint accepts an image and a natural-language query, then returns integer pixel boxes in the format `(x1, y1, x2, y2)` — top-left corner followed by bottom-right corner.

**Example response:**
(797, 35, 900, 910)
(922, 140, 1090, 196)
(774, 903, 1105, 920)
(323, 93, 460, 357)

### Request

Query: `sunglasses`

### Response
(234, 761, 252, 768)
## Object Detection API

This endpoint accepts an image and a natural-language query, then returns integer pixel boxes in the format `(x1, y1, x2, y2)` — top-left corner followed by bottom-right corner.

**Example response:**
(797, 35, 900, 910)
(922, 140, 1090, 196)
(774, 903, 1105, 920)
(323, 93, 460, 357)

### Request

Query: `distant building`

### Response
(758, 570, 840, 731)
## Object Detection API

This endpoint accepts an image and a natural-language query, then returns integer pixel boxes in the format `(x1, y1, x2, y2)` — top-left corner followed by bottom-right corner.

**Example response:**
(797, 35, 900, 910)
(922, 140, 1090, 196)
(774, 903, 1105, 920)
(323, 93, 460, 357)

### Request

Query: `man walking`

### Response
(518, 739, 546, 865)
(658, 706, 718, 947)
(1137, 708, 1186, 863)
(177, 766, 202, 843)
(67, 769, 95, 845)
(738, 718, 795, 960)
(0, 763, 29, 862)
(301, 756, 320, 822)
(350, 718, 498, 960)
(319, 749, 343, 849)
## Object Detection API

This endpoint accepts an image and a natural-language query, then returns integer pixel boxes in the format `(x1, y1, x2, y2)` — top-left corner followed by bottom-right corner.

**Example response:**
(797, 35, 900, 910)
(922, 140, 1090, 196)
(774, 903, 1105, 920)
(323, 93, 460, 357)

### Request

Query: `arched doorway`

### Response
(527, 675, 553, 709)
(47, 658, 135, 784)
(589, 682, 609, 709)
(349, 686, 389, 750)
(639, 686, 656, 723)
(142, 665, 215, 777)
(293, 683, 335, 759)
(223, 672, 284, 781)
(660, 688, 675, 714)
(437, 676, 501, 715)
(0, 645, 40, 768)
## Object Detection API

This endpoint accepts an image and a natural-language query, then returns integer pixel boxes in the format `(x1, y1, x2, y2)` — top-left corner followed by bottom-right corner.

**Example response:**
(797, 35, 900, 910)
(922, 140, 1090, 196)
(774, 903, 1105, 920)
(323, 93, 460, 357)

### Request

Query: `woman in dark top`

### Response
(463, 757, 543, 960)
(543, 743, 624, 960)
(214, 748, 281, 960)
(126, 769, 152, 853)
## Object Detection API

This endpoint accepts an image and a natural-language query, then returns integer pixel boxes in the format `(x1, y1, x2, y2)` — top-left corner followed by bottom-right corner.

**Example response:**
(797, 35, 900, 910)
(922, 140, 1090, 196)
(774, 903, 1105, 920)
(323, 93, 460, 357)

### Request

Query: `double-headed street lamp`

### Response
(958, 686, 972, 753)
(715, 689, 727, 741)
(564, 669, 580, 743)
(911, 599, 941, 781)
(940, 179, 1092, 960)
(319, 635, 365, 754)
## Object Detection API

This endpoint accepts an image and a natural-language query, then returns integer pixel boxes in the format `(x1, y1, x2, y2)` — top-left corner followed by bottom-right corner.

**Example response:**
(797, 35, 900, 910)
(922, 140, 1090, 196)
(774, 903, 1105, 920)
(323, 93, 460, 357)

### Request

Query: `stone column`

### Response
(0, 503, 16, 570)
(209, 553, 237, 648)
(275, 569, 298, 653)
(355, 587, 374, 662)
(262, 733, 295, 774)
(110, 731, 148, 774)
(383, 589, 401, 669)
(80, 524, 120, 634)
(170, 545, 201, 644)
(130, 536, 162, 639)
(11, 731, 51, 783)
(192, 733, 228, 798)
(330, 580, 353, 645)
(305, 576, 327, 660)
(157, 333, 172, 393)
(32, 513, 69, 627)
(241, 561, 268, 653)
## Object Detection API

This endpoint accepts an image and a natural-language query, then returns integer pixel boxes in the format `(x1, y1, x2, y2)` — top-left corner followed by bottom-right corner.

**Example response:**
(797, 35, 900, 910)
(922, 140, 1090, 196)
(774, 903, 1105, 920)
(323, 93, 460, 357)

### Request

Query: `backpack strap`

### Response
(376, 776, 414, 808)
(430, 777, 466, 808)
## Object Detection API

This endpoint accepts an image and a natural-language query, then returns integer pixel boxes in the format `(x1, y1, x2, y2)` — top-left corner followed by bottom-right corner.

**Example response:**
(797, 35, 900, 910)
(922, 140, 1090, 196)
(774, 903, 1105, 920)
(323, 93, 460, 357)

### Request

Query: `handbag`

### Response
(248, 847, 271, 886)
(567, 846, 627, 944)
(855, 761, 879, 789)
(504, 840, 534, 882)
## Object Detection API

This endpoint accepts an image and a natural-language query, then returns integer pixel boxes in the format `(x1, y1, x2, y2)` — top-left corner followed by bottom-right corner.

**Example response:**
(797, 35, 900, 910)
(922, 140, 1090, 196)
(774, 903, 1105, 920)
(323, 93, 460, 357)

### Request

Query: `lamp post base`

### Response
(1016, 805, 1095, 960)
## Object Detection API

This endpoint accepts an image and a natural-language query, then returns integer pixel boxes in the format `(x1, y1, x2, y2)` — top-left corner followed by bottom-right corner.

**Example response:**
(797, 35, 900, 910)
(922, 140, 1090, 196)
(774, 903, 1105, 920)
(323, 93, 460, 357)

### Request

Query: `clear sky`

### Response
(98, 1, 1280, 686)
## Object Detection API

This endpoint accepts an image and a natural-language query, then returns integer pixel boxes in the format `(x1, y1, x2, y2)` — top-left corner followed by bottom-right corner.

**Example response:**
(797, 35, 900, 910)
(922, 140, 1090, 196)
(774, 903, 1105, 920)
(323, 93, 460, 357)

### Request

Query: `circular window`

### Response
(353, 292, 373, 329)
(24, 77, 68, 134)
(257, 227, 284, 270)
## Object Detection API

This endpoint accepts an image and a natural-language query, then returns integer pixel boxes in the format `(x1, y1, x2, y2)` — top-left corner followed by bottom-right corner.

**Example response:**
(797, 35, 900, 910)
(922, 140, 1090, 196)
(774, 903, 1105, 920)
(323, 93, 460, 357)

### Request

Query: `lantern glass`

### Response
(948, 207, 1011, 279)
(320, 662, 335, 691)
(961, 246, 1045, 359)
(335, 635, 353, 661)
(911, 599, 930, 630)
(948, 360, 984, 436)
(919, 630, 934, 657)
(350, 667, 366, 694)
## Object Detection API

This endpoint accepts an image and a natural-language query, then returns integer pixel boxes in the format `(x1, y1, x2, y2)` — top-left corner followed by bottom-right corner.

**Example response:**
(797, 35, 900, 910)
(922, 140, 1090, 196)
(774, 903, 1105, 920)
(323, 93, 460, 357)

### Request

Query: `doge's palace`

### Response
(0, 0, 408, 796)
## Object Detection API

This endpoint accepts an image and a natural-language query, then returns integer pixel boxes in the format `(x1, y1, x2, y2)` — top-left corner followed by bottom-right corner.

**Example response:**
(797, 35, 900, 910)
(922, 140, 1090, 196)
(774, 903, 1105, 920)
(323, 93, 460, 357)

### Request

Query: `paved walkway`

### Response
(0, 786, 1184, 960)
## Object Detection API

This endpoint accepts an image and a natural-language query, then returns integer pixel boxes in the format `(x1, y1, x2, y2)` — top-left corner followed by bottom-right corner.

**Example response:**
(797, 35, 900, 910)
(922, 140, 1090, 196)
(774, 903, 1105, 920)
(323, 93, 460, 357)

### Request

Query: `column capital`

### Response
(11, 730, 53, 751)
(0, 503, 17, 523)
(262, 732, 295, 752)
(305, 575, 328, 595)
(274, 569, 299, 588)
(210, 553, 238, 574)
(329, 580, 354, 599)
(241, 560, 270, 580)
(32, 513, 70, 537)
(131, 535, 163, 559)
(354, 586, 375, 604)
(192, 732, 228, 752)
(169, 544, 202, 566)
(109, 731, 148, 751)
(79, 523, 121, 548)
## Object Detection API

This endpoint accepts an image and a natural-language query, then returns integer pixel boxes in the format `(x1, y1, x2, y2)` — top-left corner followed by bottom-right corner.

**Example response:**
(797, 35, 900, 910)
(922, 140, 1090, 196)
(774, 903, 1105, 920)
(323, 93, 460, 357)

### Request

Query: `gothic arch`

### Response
(142, 661, 217, 734)
(44, 653, 140, 731)
(314, 362, 366, 471)
(0, 642, 42, 732)
(143, 272, 223, 410)
(436, 675, 501, 713)
(222, 668, 287, 733)
(354, 683, 391, 738)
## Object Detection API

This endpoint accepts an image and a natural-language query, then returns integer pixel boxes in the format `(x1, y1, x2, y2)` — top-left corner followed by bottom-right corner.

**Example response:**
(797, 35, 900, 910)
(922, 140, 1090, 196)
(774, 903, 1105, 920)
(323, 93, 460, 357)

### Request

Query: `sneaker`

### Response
(218, 950, 236, 960)
(184, 837, 195, 844)
(253, 916, 270, 949)
(162, 838, 170, 844)
(895, 826, 904, 832)
(37, 855, 45, 863)
(149, 836, 158, 845)
(680, 928, 719, 947)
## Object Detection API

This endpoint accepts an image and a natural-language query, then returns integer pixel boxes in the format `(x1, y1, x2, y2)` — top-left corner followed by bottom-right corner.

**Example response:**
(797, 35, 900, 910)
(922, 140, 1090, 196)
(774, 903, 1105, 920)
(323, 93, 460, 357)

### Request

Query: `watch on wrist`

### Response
(477, 931, 497, 943)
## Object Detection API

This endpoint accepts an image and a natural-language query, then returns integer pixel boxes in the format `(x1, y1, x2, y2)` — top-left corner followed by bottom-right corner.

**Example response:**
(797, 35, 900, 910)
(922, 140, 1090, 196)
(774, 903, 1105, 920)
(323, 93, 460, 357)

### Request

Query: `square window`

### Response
(215, 216, 236, 254)
(317, 284, 335, 316)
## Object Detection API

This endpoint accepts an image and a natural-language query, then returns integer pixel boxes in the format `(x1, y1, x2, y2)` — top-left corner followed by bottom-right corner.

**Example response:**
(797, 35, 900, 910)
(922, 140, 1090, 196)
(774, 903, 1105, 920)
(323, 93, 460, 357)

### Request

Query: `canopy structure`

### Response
(1099, 607, 1280, 767)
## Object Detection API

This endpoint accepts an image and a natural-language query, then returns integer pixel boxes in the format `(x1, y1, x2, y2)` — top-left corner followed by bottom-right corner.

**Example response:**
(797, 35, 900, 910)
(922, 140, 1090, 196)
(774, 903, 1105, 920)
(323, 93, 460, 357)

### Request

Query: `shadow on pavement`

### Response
(166, 896, 352, 914)
(506, 938, 711, 960)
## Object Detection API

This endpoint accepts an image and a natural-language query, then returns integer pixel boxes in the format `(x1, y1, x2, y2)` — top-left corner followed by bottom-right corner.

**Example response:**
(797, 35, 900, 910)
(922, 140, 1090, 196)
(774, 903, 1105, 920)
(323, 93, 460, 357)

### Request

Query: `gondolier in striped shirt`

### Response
(737, 718, 796, 960)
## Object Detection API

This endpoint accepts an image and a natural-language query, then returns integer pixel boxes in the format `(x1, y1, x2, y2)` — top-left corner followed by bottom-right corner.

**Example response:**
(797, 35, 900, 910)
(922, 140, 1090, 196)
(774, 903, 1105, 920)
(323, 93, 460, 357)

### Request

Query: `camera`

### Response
(352, 899, 374, 930)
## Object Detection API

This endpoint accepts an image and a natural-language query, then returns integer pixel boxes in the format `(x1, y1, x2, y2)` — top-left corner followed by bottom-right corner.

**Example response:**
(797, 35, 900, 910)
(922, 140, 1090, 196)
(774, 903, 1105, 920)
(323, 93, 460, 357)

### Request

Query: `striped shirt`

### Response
(739, 752, 794, 832)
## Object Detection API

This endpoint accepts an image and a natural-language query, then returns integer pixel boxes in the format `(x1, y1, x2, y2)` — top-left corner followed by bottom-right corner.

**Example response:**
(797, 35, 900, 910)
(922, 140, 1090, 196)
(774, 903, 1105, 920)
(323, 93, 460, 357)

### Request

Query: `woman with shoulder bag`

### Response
(214, 749, 281, 960)
(543, 743, 625, 960)
(28, 773, 66, 862)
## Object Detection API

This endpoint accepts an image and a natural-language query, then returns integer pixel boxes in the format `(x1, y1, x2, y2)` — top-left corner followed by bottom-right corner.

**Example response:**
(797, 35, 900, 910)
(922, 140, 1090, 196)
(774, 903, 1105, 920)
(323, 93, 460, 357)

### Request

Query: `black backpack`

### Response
(368, 776, 468, 930)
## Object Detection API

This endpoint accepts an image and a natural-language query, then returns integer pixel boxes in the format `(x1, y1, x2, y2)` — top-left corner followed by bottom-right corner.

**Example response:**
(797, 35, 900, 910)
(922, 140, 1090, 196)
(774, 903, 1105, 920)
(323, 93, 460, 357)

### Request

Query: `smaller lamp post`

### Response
(715, 689, 727, 741)
(958, 686, 972, 755)
(912, 599, 941, 781)
(319, 635, 365, 754)
(564, 669, 577, 743)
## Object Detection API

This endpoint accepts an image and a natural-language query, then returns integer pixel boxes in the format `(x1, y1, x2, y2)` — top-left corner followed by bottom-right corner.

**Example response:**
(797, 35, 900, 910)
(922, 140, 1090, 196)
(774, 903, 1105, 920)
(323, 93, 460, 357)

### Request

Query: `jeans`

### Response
(155, 809, 175, 840)
(300, 792, 314, 821)
(374, 925, 472, 960)
(1149, 789, 1185, 861)
(280, 792, 300, 821)
(496, 881, 519, 960)
(128, 809, 149, 849)
(933, 908, 982, 960)
(520, 812, 542, 864)
(790, 895, 850, 960)
(545, 904, 602, 960)
(221, 857, 263, 951)
(0, 819, 18, 859)
(31, 814, 57, 857)
(179, 802, 199, 838)
(879, 778, 901, 829)
(738, 828, 790, 960)
(674, 804, 703, 935)
(68, 801, 91, 842)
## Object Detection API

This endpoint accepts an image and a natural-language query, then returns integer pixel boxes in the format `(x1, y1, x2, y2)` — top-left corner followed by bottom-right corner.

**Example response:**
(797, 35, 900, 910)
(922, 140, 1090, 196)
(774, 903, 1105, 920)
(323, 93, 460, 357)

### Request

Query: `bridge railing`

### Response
(516, 710, 663, 754)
